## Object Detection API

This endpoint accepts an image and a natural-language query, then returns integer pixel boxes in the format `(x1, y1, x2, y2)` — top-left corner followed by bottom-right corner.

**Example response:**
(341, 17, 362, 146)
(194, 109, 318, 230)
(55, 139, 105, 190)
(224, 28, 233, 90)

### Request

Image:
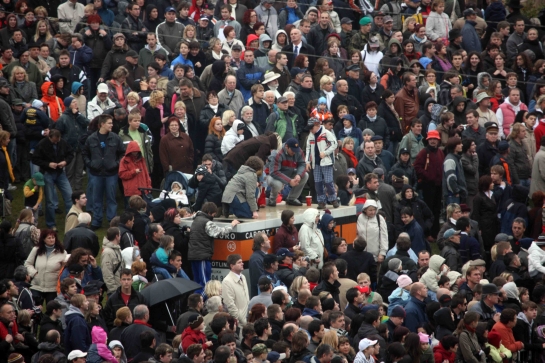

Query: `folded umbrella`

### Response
(141, 278, 202, 306)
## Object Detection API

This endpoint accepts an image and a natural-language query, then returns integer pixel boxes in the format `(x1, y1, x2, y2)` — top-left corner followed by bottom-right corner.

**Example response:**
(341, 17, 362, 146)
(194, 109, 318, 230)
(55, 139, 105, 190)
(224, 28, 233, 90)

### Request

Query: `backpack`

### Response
(15, 224, 34, 259)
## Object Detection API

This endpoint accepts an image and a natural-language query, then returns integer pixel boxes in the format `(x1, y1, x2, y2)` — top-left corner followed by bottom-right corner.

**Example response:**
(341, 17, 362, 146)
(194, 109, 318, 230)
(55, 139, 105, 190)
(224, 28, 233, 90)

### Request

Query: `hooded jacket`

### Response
(357, 200, 388, 260)
(64, 305, 91, 352)
(221, 119, 245, 155)
(40, 81, 64, 121)
(31, 342, 67, 363)
(55, 104, 89, 152)
(87, 326, 117, 363)
(119, 125, 153, 174)
(221, 165, 259, 211)
(420, 255, 445, 292)
(236, 60, 264, 100)
(394, 185, 433, 234)
(318, 213, 336, 254)
(118, 140, 151, 196)
(299, 208, 325, 269)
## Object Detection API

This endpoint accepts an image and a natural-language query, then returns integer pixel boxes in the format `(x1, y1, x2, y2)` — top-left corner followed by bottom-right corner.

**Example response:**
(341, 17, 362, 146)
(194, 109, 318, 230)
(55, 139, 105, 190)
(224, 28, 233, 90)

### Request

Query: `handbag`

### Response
(316, 230, 329, 260)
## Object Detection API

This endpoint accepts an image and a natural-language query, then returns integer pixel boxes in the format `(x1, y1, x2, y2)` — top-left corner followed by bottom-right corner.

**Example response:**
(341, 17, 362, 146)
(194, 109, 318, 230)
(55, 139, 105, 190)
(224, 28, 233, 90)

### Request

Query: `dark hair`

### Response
(140, 330, 156, 348)
(120, 211, 134, 225)
(254, 317, 270, 336)
(382, 89, 394, 99)
(316, 344, 333, 359)
(71, 190, 85, 204)
(363, 309, 380, 324)
(404, 333, 423, 361)
(393, 326, 409, 342)
(308, 319, 323, 337)
(37, 229, 64, 255)
(400, 206, 413, 217)
(346, 287, 360, 305)
(478, 175, 492, 192)
(462, 138, 475, 153)
(441, 335, 459, 350)
(353, 236, 367, 251)
(226, 254, 242, 267)
(499, 308, 517, 324)
(455, 216, 470, 231)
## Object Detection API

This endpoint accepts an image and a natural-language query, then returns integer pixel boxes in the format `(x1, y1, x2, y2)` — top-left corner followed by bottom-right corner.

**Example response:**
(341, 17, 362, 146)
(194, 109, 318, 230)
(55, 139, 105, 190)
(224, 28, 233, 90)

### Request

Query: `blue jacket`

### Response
(60, 264, 104, 290)
(404, 218, 428, 254)
(69, 45, 93, 75)
(236, 62, 264, 100)
(302, 308, 322, 318)
(171, 54, 194, 69)
(64, 306, 91, 352)
(459, 233, 482, 264)
(160, 64, 175, 80)
(404, 296, 428, 332)
(318, 213, 336, 254)
(461, 20, 482, 52)
(97, 7, 115, 26)
(337, 116, 363, 150)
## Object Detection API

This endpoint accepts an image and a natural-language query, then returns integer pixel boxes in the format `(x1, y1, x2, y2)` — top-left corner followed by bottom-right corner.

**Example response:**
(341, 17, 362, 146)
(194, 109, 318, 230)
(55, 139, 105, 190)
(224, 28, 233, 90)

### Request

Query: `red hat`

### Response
(427, 130, 440, 140)
(487, 330, 502, 348)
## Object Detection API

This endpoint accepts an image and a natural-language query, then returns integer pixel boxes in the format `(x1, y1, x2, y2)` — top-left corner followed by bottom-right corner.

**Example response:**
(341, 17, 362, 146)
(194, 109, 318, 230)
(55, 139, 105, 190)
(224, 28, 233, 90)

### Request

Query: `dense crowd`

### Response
(1, 1, 545, 363)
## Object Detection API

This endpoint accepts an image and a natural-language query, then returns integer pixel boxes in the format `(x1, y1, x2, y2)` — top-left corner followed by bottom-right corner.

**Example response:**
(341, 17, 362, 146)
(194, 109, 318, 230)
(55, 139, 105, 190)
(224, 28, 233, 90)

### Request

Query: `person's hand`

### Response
(293, 245, 300, 251)
(456, 125, 464, 132)
(500, 70, 507, 77)
(195, 62, 201, 67)
(49, 162, 58, 169)
(85, 29, 92, 36)
(314, 258, 321, 264)
(320, 152, 325, 158)
(99, 29, 107, 36)
(442, 360, 449, 363)
(4, 334, 12, 343)
(289, 178, 299, 187)
(306, 164, 311, 171)
(294, 175, 301, 182)
(89, 255, 97, 267)
(161, 117, 169, 123)
(140, 81, 148, 90)
(493, 312, 501, 322)
(15, 333, 24, 342)
(500, 353, 506, 358)
(135, 168, 141, 173)
(252, 211, 259, 219)
(231, 220, 240, 227)
(132, 32, 138, 36)
(206, 341, 213, 347)
(98, 78, 104, 83)
(377, 254, 385, 263)
(26, 309, 34, 316)
(58, 161, 66, 168)
(32, 204, 38, 211)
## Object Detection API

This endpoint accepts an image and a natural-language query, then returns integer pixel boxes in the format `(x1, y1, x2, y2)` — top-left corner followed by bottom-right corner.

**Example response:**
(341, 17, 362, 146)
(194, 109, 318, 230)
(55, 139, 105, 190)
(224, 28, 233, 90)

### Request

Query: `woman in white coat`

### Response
(425, 0, 452, 42)
(25, 229, 67, 303)
(299, 208, 325, 269)
(221, 120, 245, 155)
(357, 199, 388, 263)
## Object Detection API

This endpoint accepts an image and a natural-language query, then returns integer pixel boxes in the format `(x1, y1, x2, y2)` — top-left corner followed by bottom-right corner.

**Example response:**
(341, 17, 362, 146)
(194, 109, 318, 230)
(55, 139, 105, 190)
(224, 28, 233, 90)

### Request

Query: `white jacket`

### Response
(87, 96, 116, 121)
(57, 1, 85, 34)
(299, 208, 325, 269)
(305, 126, 337, 168)
(528, 242, 545, 277)
(221, 270, 250, 325)
(425, 11, 452, 41)
(357, 200, 388, 260)
(361, 44, 383, 77)
(221, 119, 245, 155)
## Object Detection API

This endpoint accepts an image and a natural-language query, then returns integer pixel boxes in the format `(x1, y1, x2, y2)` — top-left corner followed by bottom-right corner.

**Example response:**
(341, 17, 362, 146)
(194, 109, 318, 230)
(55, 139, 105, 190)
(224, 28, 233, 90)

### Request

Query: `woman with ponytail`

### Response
(108, 307, 132, 343)
(454, 312, 486, 363)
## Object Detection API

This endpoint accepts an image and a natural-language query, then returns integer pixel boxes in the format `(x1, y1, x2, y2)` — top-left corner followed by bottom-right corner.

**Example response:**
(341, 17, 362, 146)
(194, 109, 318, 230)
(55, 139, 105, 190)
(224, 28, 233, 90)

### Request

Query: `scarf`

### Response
(2, 146, 14, 182)
(343, 147, 358, 167)
(464, 324, 476, 333)
(367, 115, 377, 122)
(344, 127, 353, 135)
(0, 319, 19, 344)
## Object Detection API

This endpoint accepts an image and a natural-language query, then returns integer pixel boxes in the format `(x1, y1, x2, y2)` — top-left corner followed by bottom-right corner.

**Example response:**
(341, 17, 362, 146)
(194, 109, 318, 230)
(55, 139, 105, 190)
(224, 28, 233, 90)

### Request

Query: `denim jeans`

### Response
(7, 139, 16, 170)
(445, 195, 460, 206)
(44, 171, 73, 228)
(229, 195, 253, 218)
(520, 179, 531, 188)
(91, 174, 118, 227)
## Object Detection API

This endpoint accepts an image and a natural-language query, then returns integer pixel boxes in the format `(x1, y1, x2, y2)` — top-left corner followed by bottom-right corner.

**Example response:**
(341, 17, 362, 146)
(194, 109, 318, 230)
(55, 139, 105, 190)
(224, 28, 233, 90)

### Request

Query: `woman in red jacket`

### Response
(118, 140, 152, 205)
(273, 210, 300, 253)
(181, 314, 213, 353)
(490, 308, 524, 354)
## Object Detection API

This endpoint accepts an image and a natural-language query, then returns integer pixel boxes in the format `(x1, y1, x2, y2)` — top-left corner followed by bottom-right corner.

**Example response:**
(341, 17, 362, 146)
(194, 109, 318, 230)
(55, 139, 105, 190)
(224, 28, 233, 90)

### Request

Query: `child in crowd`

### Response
(131, 260, 149, 292)
(305, 267, 320, 291)
(23, 172, 44, 223)
(336, 175, 351, 206)
(118, 140, 152, 206)
(160, 181, 189, 207)
(310, 97, 333, 122)
(485, 331, 512, 363)
(87, 326, 118, 363)
(189, 165, 223, 212)
(355, 338, 377, 363)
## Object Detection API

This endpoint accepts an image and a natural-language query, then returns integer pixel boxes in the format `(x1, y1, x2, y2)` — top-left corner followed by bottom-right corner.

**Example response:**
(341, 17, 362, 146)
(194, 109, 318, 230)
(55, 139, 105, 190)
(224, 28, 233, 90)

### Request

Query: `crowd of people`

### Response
(0, 1, 545, 363)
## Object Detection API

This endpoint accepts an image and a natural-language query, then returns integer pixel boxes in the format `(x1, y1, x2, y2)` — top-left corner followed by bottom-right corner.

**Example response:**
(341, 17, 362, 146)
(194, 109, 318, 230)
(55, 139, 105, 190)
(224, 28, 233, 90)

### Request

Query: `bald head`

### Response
(436, 288, 451, 301)
(299, 315, 314, 330)
(410, 282, 424, 296)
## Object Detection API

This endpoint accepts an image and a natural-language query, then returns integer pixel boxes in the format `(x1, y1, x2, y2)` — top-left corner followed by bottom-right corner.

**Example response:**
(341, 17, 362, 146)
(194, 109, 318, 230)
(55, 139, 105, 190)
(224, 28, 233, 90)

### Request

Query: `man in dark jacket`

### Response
(38, 301, 64, 342)
(82, 114, 125, 230)
(118, 211, 136, 250)
(306, 12, 335, 56)
(122, 3, 148, 52)
(141, 224, 164, 282)
(80, 15, 112, 96)
(63, 213, 100, 256)
(249, 233, 270, 298)
(68, 34, 93, 77)
(294, 74, 320, 122)
(355, 309, 386, 357)
(223, 133, 279, 175)
(46, 50, 87, 97)
(32, 330, 67, 363)
(124, 50, 146, 91)
(357, 142, 385, 186)
(31, 129, 74, 229)
(236, 49, 264, 101)
(477, 122, 500, 176)
(276, 248, 306, 289)
(378, 235, 416, 285)
(404, 282, 429, 332)
(103, 269, 147, 330)
(248, 84, 270, 132)
(311, 262, 342, 305)
(120, 305, 158, 360)
(130, 331, 156, 363)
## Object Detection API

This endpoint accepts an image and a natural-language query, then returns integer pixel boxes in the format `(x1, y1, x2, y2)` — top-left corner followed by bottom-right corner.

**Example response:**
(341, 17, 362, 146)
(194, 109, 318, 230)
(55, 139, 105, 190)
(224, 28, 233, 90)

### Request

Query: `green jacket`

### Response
(349, 31, 370, 55)
(264, 109, 298, 141)
(118, 125, 154, 174)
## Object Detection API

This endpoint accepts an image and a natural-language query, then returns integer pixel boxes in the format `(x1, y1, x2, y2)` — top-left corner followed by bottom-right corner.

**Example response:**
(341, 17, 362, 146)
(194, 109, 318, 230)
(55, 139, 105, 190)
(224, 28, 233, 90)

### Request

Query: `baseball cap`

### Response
(439, 294, 452, 305)
(83, 284, 100, 296)
(368, 35, 380, 47)
(32, 172, 45, 186)
(232, 44, 242, 51)
(68, 351, 88, 361)
(290, 67, 306, 78)
(126, 50, 138, 58)
(12, 98, 24, 106)
(374, 11, 385, 17)
(199, 15, 210, 21)
(495, 233, 510, 242)
(347, 168, 356, 174)
(285, 138, 300, 152)
(469, 259, 486, 266)
(165, 6, 176, 13)
(346, 64, 360, 72)
(498, 140, 509, 152)
(277, 96, 288, 103)
(340, 17, 353, 24)
(383, 15, 393, 23)
(276, 247, 294, 258)
(267, 352, 286, 363)
(359, 338, 378, 351)
(444, 228, 460, 239)
(399, 147, 410, 155)
(264, 253, 279, 265)
(426, 130, 440, 140)
(485, 121, 499, 131)
(97, 83, 109, 93)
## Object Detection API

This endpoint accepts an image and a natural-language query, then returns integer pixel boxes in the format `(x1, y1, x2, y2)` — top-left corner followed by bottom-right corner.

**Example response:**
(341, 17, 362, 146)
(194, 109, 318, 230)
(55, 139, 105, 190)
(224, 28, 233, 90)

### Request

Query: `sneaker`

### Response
(332, 200, 340, 208)
(267, 199, 277, 207)
(8, 184, 16, 191)
(317, 202, 326, 209)
(286, 199, 302, 206)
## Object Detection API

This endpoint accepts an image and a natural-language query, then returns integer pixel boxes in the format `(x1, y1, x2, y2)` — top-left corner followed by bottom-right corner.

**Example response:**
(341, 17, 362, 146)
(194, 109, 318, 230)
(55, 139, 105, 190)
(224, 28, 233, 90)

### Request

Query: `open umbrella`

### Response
(141, 278, 202, 306)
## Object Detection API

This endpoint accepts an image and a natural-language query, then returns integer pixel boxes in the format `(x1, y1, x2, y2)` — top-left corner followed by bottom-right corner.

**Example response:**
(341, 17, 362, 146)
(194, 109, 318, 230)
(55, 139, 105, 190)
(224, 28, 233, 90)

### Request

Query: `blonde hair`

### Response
(127, 91, 140, 103)
(319, 331, 339, 349)
(183, 25, 197, 40)
(84, 4, 94, 12)
(357, 273, 370, 282)
(174, 101, 186, 110)
(342, 137, 354, 148)
(289, 276, 308, 297)
(85, 300, 99, 322)
(149, 90, 165, 108)
(34, 19, 52, 41)
(204, 280, 222, 297)
(10, 66, 28, 84)
(113, 306, 131, 327)
(320, 75, 333, 89)
(402, 16, 416, 33)
(128, 110, 142, 121)
(500, 272, 513, 282)
(222, 110, 235, 126)
(17, 310, 31, 326)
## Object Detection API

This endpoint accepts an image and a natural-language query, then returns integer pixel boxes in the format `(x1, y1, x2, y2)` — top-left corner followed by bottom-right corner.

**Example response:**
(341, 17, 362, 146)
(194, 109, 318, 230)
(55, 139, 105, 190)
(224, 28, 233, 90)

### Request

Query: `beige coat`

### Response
(522, 125, 536, 167)
(100, 239, 123, 292)
(222, 271, 250, 325)
(25, 246, 67, 293)
(65, 204, 84, 233)
(530, 146, 545, 196)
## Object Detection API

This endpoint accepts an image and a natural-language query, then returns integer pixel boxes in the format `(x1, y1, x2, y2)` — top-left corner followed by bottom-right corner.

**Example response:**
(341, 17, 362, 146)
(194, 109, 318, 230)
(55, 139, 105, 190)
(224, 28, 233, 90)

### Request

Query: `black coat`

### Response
(378, 100, 403, 143)
(470, 191, 498, 249)
(103, 287, 147, 330)
(361, 83, 385, 107)
(295, 86, 320, 121)
(144, 101, 172, 164)
(32, 137, 74, 174)
(63, 223, 100, 257)
(340, 249, 378, 283)
(282, 42, 316, 71)
(141, 238, 159, 282)
(312, 279, 341, 305)
(125, 207, 148, 247)
(188, 172, 223, 210)
(0, 233, 24, 279)
(38, 316, 64, 343)
(358, 115, 390, 150)
(162, 220, 190, 278)
(331, 93, 363, 122)
(204, 134, 223, 162)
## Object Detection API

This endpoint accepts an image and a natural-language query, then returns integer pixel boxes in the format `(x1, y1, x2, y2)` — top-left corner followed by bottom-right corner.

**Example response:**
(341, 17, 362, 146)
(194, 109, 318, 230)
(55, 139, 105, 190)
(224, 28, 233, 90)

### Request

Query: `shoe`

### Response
(317, 202, 326, 209)
(286, 199, 302, 206)
(8, 184, 16, 191)
(54, 208, 63, 214)
(332, 200, 340, 208)
(267, 199, 276, 207)
(38, 210, 44, 216)
(90, 225, 100, 231)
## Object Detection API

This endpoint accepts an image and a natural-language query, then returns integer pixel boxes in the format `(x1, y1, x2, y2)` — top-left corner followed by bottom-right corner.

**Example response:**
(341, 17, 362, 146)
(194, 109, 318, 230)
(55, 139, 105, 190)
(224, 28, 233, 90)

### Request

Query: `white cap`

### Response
(97, 83, 109, 93)
(31, 100, 44, 108)
(68, 350, 88, 361)
(359, 338, 378, 351)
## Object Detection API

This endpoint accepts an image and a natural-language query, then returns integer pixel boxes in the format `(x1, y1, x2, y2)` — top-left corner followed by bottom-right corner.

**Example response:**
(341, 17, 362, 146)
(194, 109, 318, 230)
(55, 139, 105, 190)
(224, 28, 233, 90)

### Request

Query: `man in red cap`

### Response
(414, 129, 445, 237)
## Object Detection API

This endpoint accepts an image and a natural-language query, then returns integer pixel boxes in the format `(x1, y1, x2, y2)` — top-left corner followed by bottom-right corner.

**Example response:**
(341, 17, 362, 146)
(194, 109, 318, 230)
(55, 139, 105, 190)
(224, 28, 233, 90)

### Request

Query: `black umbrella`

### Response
(141, 278, 202, 306)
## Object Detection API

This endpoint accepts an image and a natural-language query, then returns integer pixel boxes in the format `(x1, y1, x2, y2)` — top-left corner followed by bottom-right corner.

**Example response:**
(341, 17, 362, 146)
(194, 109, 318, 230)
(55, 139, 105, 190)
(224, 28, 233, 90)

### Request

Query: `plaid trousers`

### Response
(313, 164, 337, 203)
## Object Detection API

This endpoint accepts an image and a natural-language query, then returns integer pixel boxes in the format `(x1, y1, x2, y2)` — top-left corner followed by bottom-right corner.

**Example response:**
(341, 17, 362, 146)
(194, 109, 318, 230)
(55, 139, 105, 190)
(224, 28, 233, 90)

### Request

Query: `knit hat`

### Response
(150, 205, 166, 223)
(318, 96, 327, 105)
(8, 354, 23, 363)
(252, 344, 268, 355)
(390, 306, 406, 318)
(487, 330, 502, 348)
(188, 313, 204, 329)
(418, 332, 429, 343)
(195, 165, 208, 176)
(64, 96, 75, 108)
(397, 275, 412, 288)
(388, 258, 402, 271)
(519, 237, 533, 250)
(362, 128, 375, 137)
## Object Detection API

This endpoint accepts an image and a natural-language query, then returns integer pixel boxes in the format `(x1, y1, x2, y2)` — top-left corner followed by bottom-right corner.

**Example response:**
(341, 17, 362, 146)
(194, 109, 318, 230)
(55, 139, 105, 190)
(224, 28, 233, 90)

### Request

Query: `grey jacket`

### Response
(443, 153, 467, 199)
(506, 31, 526, 60)
(509, 138, 532, 180)
(222, 165, 259, 212)
(461, 153, 479, 196)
